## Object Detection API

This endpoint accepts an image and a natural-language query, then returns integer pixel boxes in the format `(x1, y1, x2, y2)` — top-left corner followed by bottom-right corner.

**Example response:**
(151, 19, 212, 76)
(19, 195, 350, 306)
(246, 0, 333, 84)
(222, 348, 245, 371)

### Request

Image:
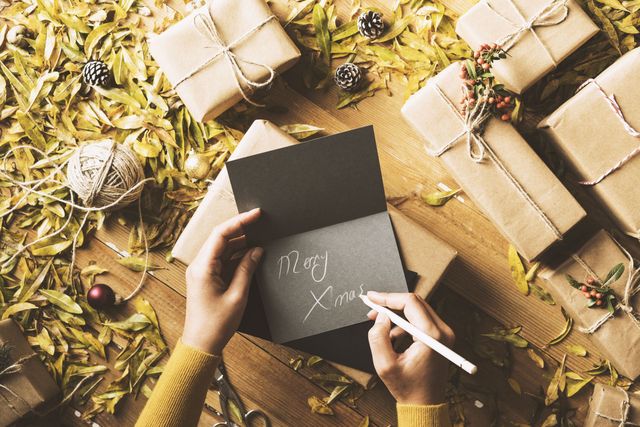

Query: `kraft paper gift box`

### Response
(173, 119, 458, 386)
(401, 63, 586, 261)
(584, 384, 640, 427)
(149, 0, 300, 122)
(456, 0, 598, 94)
(0, 319, 60, 426)
(540, 231, 640, 379)
(539, 48, 640, 240)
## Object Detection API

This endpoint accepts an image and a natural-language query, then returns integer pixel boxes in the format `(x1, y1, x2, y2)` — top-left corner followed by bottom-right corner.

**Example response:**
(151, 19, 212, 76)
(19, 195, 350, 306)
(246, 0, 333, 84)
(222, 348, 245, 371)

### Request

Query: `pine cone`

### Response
(334, 63, 362, 92)
(82, 60, 111, 87)
(357, 11, 384, 39)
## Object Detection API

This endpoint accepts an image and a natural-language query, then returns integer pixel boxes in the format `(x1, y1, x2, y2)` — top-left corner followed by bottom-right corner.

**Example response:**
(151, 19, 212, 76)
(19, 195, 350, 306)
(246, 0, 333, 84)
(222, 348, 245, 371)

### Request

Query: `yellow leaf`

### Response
(527, 348, 545, 369)
(420, 188, 460, 207)
(566, 344, 587, 357)
(40, 289, 83, 314)
(508, 245, 529, 295)
(2, 302, 38, 320)
(507, 377, 521, 395)
(308, 396, 334, 415)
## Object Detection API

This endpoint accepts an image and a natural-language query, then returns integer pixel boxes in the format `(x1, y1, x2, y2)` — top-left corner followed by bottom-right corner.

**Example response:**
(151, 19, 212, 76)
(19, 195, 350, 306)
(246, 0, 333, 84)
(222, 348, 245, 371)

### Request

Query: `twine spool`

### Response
(66, 140, 145, 210)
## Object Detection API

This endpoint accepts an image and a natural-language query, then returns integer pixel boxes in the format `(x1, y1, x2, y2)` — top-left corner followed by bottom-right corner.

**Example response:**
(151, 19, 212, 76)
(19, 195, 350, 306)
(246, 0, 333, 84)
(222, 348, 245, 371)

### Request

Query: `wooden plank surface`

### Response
(64, 0, 638, 425)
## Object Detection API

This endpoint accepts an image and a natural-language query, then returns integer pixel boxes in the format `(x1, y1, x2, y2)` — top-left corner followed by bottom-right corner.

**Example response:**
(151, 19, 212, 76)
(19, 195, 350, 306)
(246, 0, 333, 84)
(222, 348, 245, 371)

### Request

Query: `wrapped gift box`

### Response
(173, 119, 458, 386)
(540, 231, 640, 379)
(0, 319, 60, 426)
(539, 48, 640, 239)
(456, 0, 598, 94)
(149, 0, 300, 121)
(584, 384, 640, 426)
(401, 63, 586, 261)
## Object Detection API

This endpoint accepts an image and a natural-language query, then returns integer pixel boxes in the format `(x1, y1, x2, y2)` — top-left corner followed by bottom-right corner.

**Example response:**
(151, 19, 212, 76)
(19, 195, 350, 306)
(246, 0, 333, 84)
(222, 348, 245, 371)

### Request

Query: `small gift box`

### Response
(539, 48, 640, 239)
(149, 0, 300, 121)
(540, 231, 640, 380)
(401, 63, 585, 261)
(456, 0, 598, 94)
(584, 384, 640, 426)
(0, 319, 60, 426)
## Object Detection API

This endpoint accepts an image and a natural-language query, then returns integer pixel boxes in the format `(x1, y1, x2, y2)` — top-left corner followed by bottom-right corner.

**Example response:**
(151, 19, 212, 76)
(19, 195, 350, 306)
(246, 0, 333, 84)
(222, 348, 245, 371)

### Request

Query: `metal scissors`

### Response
(212, 361, 270, 427)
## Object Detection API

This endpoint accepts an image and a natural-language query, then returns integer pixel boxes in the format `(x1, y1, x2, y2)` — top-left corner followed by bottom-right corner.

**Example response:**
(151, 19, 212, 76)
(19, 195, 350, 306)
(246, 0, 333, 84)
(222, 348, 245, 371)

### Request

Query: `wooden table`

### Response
(65, 0, 634, 425)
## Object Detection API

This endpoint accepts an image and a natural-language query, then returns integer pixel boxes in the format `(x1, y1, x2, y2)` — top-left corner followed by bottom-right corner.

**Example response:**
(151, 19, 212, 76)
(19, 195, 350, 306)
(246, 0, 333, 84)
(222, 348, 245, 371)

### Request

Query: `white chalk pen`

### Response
(360, 294, 478, 375)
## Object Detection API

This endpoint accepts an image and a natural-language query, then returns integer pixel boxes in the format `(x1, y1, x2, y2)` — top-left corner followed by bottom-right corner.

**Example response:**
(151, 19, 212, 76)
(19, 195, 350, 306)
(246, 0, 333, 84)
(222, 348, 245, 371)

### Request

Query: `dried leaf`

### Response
(547, 308, 573, 346)
(566, 344, 587, 357)
(308, 395, 334, 415)
(507, 377, 521, 395)
(508, 245, 529, 295)
(420, 188, 460, 207)
(2, 303, 38, 320)
(116, 256, 163, 272)
(527, 348, 545, 369)
(280, 124, 324, 140)
(106, 313, 152, 332)
(40, 289, 83, 314)
(565, 372, 593, 397)
(545, 355, 566, 406)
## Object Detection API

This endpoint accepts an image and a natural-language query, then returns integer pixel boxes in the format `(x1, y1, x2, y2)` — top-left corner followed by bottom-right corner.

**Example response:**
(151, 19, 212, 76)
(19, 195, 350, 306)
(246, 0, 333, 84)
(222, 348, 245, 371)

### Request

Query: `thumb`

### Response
(228, 247, 263, 301)
(368, 313, 396, 376)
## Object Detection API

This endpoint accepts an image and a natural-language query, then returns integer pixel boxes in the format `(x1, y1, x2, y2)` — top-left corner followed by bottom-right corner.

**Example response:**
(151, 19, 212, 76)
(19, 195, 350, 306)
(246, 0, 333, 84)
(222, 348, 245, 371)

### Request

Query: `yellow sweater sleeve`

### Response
(136, 339, 220, 427)
(397, 403, 451, 427)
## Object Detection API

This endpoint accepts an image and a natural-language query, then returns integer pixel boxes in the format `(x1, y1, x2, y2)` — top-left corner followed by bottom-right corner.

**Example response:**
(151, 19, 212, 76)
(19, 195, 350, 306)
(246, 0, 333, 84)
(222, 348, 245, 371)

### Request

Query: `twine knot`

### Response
(173, 10, 278, 107)
(576, 79, 640, 186)
(486, 0, 569, 66)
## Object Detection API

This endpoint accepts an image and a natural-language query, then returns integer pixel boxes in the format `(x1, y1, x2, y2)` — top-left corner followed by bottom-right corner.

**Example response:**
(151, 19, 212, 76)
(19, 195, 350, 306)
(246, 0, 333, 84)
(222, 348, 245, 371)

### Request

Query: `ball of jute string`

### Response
(66, 140, 145, 210)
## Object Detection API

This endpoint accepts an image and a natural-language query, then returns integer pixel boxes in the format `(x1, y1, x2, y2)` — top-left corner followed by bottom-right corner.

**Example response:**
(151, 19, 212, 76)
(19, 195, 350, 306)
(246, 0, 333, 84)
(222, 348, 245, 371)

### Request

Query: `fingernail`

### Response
(250, 247, 264, 261)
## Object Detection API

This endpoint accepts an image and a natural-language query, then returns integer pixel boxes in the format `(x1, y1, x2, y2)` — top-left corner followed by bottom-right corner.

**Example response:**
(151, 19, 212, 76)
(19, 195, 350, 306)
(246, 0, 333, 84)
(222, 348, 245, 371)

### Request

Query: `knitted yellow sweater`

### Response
(137, 340, 451, 427)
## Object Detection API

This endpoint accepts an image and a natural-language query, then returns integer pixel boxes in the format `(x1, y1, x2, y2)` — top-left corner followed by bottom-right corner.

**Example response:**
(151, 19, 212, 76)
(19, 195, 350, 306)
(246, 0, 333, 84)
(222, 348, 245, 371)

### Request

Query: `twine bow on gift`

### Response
(484, 0, 569, 66)
(572, 241, 640, 334)
(594, 388, 640, 427)
(428, 82, 564, 241)
(173, 10, 278, 107)
(575, 79, 640, 186)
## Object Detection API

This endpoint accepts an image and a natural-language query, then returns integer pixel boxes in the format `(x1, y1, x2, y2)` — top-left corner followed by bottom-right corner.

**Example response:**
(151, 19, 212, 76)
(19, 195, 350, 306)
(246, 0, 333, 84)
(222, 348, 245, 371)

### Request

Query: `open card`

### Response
(227, 126, 409, 347)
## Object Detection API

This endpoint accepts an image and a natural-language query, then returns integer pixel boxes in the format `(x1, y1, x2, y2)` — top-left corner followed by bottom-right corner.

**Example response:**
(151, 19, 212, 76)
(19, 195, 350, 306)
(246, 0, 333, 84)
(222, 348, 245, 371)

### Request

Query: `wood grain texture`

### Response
(63, 0, 639, 425)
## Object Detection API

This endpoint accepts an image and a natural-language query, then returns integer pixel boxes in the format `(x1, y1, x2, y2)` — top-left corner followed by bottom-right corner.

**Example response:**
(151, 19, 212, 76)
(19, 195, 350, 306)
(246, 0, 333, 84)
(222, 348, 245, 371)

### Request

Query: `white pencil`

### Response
(360, 295, 478, 375)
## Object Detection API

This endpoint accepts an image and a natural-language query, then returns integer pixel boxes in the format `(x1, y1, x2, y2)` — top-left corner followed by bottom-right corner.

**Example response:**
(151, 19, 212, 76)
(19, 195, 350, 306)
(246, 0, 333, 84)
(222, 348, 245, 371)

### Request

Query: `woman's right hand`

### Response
(366, 291, 455, 405)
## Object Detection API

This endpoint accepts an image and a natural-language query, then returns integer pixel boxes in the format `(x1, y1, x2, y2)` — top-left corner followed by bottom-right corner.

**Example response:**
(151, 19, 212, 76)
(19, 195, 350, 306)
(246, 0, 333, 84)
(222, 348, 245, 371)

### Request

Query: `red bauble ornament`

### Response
(87, 283, 117, 309)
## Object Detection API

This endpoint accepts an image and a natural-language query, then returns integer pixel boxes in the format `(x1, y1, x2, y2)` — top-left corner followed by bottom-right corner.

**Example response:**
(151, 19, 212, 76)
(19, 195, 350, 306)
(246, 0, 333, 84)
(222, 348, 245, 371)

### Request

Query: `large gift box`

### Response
(584, 384, 640, 426)
(173, 119, 458, 386)
(0, 319, 60, 426)
(539, 48, 640, 239)
(149, 0, 300, 121)
(456, 0, 598, 94)
(401, 63, 586, 261)
(540, 231, 640, 379)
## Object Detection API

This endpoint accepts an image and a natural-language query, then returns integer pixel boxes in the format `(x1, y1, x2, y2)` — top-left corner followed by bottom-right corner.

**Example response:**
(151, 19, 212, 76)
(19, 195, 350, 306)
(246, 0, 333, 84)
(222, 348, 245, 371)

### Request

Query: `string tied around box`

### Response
(572, 240, 640, 334)
(594, 388, 639, 427)
(427, 82, 564, 241)
(0, 350, 97, 416)
(484, 0, 569, 67)
(0, 140, 154, 305)
(575, 78, 640, 186)
(173, 9, 278, 107)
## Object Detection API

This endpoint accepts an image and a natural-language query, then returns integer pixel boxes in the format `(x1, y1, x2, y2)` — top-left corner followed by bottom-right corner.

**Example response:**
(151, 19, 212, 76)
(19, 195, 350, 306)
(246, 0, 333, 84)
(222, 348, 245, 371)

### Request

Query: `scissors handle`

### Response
(245, 409, 270, 427)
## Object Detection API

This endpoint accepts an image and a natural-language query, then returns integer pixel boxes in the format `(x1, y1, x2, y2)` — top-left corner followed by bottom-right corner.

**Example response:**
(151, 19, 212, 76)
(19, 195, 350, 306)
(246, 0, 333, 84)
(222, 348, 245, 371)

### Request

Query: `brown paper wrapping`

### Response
(402, 63, 585, 261)
(584, 384, 640, 426)
(540, 231, 640, 379)
(539, 48, 640, 239)
(173, 119, 458, 387)
(149, 0, 300, 121)
(455, 0, 598, 94)
(0, 319, 60, 426)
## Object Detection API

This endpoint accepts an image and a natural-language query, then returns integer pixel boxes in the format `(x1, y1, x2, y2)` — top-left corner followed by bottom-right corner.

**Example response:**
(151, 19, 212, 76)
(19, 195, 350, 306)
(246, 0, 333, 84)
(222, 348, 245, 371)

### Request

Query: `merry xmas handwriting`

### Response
(277, 250, 365, 323)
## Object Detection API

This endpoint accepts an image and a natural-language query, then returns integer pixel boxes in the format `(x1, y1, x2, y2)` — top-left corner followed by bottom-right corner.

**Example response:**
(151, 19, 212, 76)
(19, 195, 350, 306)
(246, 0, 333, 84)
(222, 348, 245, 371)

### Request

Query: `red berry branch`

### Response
(566, 263, 623, 313)
(460, 44, 518, 122)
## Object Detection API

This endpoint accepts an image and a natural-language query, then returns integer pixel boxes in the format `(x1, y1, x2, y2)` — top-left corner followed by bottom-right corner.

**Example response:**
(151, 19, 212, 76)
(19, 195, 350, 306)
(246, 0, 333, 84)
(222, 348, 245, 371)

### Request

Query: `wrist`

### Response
(181, 330, 223, 356)
(396, 391, 446, 406)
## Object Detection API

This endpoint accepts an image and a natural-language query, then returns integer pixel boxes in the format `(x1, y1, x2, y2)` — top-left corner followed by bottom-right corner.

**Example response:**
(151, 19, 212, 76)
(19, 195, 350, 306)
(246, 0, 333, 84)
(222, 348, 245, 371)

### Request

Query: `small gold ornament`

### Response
(184, 151, 211, 180)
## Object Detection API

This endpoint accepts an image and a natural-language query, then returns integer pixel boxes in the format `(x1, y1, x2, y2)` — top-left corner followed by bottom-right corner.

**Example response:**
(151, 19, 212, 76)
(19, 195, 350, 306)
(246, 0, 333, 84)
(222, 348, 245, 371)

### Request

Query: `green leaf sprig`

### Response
(565, 263, 623, 313)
